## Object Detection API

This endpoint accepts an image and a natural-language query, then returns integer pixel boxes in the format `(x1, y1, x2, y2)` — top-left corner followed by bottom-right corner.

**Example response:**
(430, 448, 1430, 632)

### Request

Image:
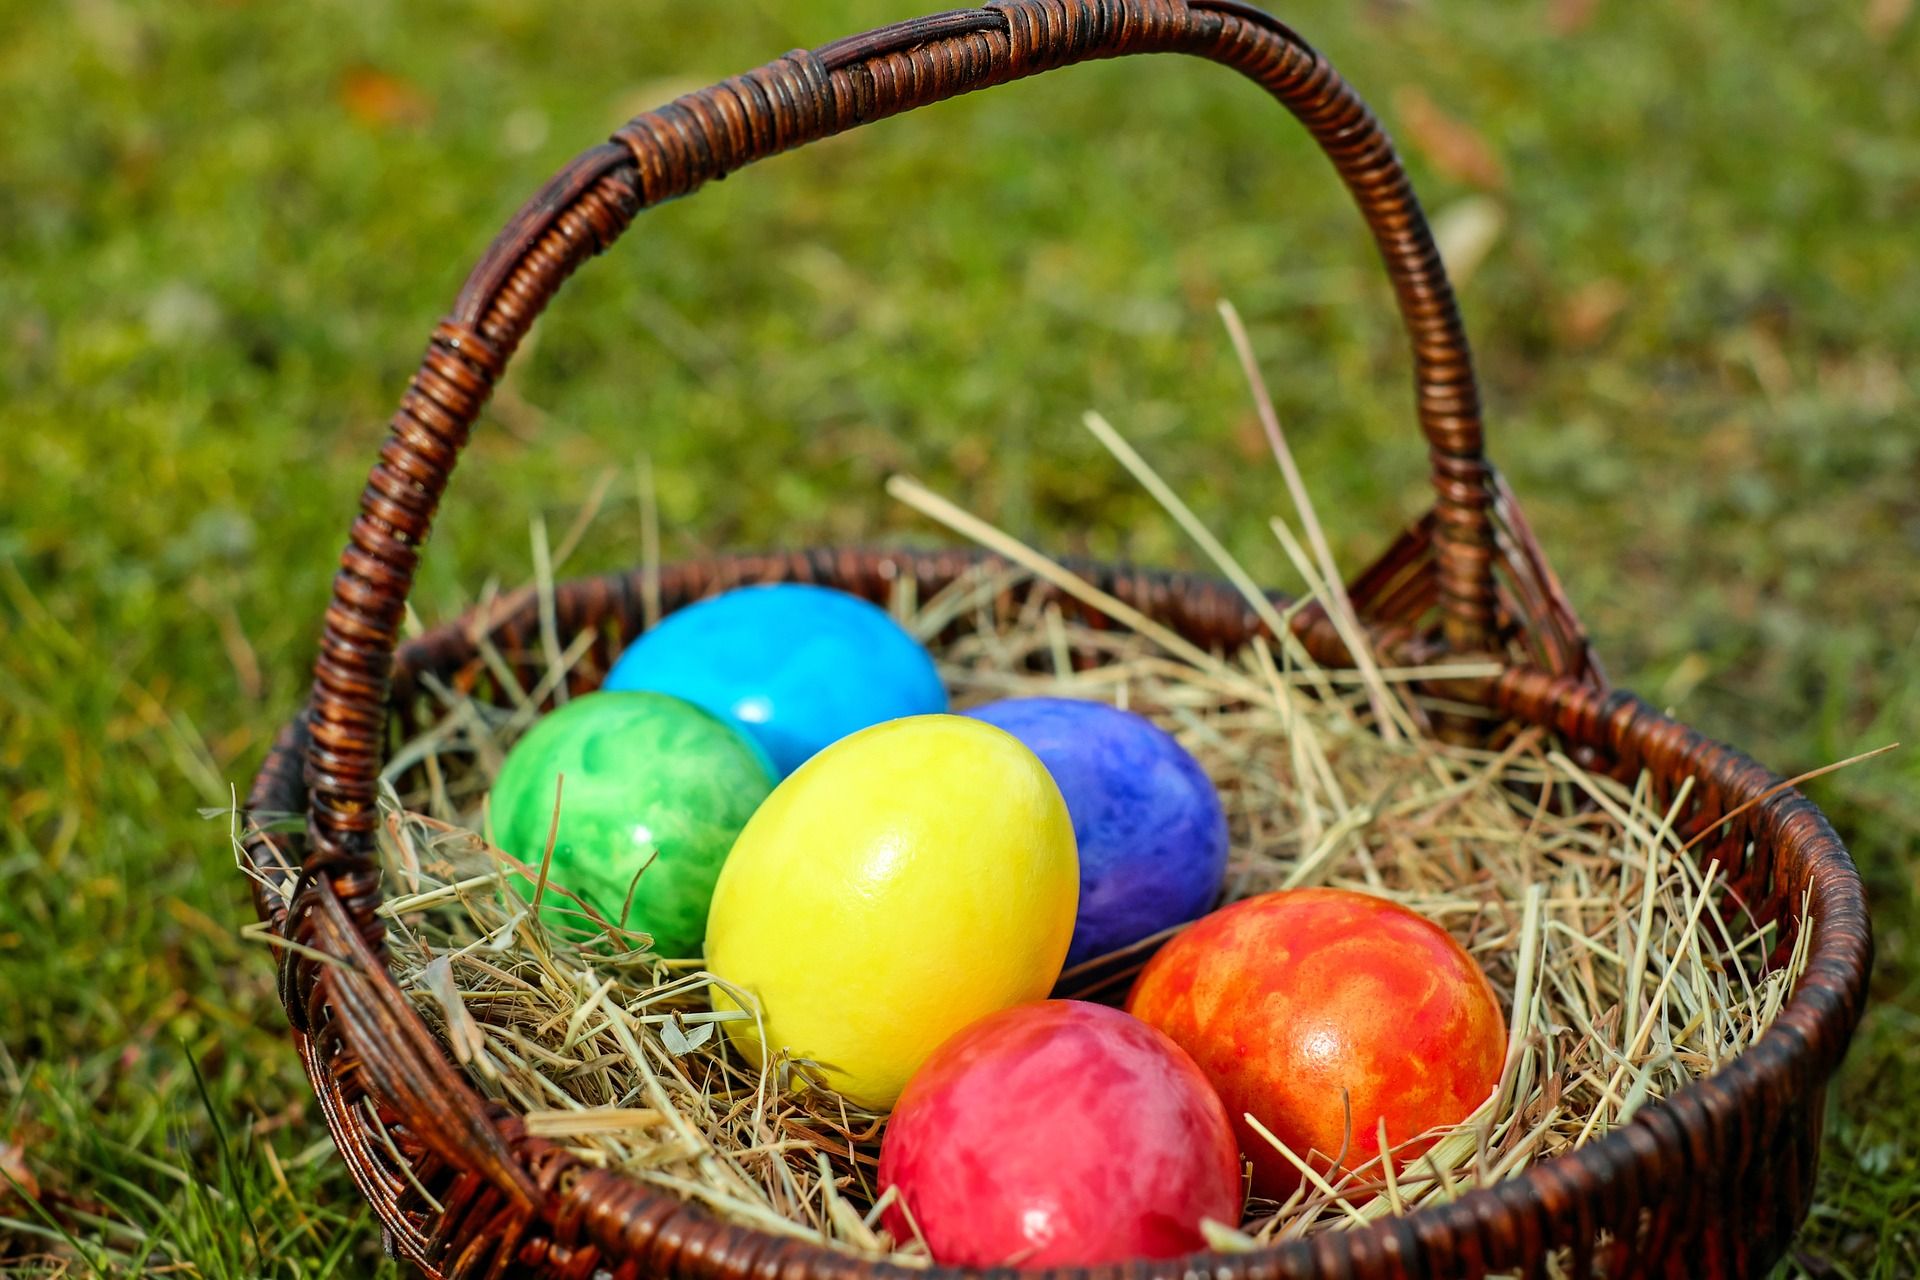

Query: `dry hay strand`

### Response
(255, 551, 1813, 1264)
(238, 316, 1843, 1264)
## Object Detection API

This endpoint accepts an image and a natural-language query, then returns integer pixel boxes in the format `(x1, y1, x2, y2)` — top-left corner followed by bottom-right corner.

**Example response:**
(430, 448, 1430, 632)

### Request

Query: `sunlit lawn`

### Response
(2, 0, 1915, 1274)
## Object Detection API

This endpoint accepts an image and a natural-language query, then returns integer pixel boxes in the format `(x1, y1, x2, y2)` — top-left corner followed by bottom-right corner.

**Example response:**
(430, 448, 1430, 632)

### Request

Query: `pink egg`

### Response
(878, 1001, 1243, 1268)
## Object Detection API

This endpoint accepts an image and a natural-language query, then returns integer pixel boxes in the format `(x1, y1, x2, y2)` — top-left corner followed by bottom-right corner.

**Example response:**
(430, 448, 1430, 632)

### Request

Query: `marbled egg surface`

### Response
(488, 691, 775, 956)
(965, 697, 1227, 965)
(878, 1000, 1242, 1267)
(705, 715, 1078, 1109)
(604, 583, 946, 775)
(1128, 888, 1507, 1196)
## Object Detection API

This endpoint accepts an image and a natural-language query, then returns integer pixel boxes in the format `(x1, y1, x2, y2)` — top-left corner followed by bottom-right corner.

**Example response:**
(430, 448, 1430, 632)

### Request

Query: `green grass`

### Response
(2, 0, 1914, 1274)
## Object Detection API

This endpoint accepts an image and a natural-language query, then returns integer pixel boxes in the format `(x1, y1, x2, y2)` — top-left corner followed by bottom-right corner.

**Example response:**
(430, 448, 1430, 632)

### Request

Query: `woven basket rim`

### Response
(245, 548, 1872, 1279)
(249, 4, 1872, 1272)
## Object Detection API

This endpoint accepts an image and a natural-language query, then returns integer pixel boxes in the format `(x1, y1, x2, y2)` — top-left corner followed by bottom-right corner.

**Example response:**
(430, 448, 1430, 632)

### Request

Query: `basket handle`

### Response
(303, 0, 1495, 883)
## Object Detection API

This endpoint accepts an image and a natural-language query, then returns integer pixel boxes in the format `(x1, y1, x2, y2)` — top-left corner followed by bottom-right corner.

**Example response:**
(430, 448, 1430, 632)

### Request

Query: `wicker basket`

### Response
(241, 3, 1872, 1276)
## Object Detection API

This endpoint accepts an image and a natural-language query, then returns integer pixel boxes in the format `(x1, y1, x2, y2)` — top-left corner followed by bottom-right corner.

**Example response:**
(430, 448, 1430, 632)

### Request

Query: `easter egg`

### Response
(878, 1001, 1243, 1267)
(705, 715, 1078, 1109)
(603, 583, 947, 775)
(488, 691, 775, 957)
(964, 697, 1227, 966)
(1127, 888, 1506, 1196)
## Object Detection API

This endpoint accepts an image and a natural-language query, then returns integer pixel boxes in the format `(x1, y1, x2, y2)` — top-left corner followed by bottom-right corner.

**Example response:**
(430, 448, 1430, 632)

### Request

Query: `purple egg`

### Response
(963, 697, 1228, 967)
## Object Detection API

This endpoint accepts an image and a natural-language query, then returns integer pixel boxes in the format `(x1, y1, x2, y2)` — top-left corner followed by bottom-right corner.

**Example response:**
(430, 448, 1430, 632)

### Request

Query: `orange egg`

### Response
(1126, 888, 1506, 1197)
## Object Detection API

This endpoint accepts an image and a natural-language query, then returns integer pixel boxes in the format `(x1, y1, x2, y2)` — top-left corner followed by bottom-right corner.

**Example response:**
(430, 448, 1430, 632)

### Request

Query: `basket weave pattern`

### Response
(242, 4, 1872, 1277)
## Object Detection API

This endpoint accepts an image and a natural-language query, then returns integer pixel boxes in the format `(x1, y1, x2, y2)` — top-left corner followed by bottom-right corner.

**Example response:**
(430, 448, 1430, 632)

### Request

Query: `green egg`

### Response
(489, 691, 776, 956)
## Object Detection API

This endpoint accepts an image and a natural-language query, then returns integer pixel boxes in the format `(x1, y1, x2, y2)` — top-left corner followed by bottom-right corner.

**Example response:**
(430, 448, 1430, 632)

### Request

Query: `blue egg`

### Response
(603, 583, 947, 775)
(964, 697, 1228, 967)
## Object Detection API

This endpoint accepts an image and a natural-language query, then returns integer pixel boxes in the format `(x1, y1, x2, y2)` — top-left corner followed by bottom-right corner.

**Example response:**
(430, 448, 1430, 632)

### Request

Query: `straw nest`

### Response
(246, 313, 1813, 1265)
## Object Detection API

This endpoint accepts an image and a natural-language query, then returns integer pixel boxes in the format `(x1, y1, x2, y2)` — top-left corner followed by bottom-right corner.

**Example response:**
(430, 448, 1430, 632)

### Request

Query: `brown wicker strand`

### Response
(248, 547, 1871, 1277)
(300, 0, 1498, 892)
(247, 3, 1874, 1275)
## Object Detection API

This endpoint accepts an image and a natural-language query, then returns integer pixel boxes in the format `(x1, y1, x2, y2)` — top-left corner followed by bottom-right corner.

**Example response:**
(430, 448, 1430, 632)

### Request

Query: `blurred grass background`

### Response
(1, 0, 1914, 1274)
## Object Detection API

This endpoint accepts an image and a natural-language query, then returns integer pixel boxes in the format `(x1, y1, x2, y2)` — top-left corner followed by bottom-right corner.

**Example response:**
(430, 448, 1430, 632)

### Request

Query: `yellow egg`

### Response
(705, 715, 1078, 1109)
